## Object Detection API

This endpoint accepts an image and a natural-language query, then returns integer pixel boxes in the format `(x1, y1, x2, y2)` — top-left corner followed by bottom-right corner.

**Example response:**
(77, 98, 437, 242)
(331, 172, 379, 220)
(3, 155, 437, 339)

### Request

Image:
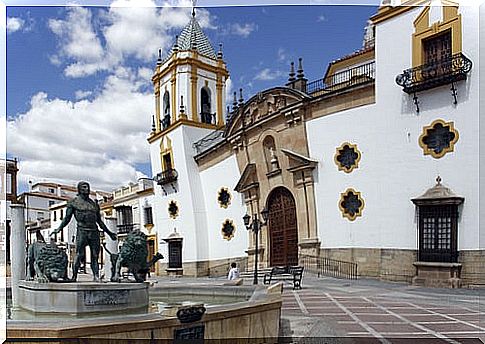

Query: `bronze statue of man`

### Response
(51, 181, 117, 281)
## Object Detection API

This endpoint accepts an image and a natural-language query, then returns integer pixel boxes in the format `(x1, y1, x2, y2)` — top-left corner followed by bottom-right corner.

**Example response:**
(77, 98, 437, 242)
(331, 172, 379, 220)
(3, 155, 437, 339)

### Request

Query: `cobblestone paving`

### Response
(279, 277, 485, 343)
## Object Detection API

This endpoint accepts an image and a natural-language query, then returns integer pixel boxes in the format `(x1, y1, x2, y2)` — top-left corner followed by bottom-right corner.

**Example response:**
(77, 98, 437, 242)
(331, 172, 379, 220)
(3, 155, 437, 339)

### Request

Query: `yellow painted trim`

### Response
(216, 75, 224, 126)
(152, 56, 229, 84)
(154, 81, 161, 132)
(170, 74, 177, 124)
(418, 119, 459, 159)
(168, 200, 179, 219)
(338, 188, 365, 222)
(412, 5, 461, 68)
(160, 137, 175, 171)
(325, 49, 375, 82)
(217, 187, 232, 209)
(191, 66, 198, 121)
(136, 188, 155, 197)
(146, 233, 159, 275)
(334, 142, 362, 174)
(221, 219, 236, 241)
(413, 6, 430, 32)
(371, 0, 429, 24)
(147, 118, 221, 143)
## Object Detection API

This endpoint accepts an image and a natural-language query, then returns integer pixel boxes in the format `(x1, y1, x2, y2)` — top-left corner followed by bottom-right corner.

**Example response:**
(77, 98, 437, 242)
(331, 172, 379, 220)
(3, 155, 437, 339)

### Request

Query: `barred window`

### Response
(418, 205, 458, 263)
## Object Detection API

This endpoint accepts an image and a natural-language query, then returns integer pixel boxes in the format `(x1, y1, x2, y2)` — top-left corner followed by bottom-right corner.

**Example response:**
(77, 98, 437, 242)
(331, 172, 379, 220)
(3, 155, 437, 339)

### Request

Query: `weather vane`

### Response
(192, 0, 197, 17)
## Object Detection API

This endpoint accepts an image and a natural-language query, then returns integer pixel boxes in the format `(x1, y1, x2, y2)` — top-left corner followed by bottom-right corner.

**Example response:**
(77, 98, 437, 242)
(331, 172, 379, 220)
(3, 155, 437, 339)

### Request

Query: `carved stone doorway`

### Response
(267, 187, 298, 266)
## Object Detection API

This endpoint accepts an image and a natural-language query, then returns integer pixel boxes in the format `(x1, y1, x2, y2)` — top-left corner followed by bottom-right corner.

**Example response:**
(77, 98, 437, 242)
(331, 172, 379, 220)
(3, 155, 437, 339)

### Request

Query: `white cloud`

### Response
(254, 68, 284, 81)
(317, 14, 326, 22)
(48, 1, 215, 78)
(74, 90, 93, 99)
(228, 23, 257, 38)
(277, 48, 287, 62)
(225, 77, 233, 111)
(7, 17, 25, 34)
(7, 69, 153, 191)
(49, 7, 104, 63)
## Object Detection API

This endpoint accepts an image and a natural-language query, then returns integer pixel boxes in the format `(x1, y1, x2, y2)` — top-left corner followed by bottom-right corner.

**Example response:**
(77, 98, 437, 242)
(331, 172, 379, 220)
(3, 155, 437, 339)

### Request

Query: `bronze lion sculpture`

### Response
(26, 241, 70, 283)
(108, 230, 163, 283)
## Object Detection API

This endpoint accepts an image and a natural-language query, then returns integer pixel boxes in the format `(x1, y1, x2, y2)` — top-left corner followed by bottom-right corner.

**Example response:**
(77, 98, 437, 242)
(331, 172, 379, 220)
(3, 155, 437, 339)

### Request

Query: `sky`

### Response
(5, 0, 378, 192)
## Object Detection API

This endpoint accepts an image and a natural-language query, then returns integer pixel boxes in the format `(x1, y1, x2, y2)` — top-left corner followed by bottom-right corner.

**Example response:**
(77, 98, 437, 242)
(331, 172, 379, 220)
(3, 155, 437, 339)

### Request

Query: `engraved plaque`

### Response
(174, 325, 205, 343)
(84, 290, 129, 306)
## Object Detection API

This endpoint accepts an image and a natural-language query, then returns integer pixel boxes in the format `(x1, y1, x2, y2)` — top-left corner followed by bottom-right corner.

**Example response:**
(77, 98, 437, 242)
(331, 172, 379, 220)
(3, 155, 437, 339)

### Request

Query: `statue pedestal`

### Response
(18, 280, 149, 314)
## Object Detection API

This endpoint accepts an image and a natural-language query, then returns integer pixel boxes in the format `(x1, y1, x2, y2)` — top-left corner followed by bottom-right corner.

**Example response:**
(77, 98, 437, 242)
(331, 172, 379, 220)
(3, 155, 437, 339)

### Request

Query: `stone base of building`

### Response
(459, 250, 485, 287)
(319, 247, 417, 283)
(318, 248, 484, 287)
(299, 238, 320, 257)
(18, 280, 148, 314)
(165, 268, 183, 276)
(158, 256, 248, 277)
(412, 261, 462, 288)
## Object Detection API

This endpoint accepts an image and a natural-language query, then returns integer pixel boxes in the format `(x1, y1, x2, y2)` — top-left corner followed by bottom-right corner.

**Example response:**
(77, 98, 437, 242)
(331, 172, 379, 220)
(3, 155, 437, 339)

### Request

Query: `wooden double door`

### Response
(267, 187, 299, 266)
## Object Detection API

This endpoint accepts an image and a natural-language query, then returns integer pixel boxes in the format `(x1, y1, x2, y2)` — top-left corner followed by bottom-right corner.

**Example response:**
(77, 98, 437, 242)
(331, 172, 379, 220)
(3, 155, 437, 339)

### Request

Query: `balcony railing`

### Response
(395, 53, 472, 94)
(117, 223, 139, 234)
(155, 168, 178, 186)
(305, 61, 375, 96)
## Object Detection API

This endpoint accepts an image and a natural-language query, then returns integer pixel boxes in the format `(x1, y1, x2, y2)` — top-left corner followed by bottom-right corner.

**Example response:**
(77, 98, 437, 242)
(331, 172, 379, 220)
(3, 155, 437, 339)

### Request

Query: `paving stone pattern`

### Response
(279, 276, 485, 343)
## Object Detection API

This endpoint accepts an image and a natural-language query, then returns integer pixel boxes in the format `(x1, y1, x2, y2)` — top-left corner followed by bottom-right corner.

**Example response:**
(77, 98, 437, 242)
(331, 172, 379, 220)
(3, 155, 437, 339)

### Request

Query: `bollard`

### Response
(10, 204, 25, 307)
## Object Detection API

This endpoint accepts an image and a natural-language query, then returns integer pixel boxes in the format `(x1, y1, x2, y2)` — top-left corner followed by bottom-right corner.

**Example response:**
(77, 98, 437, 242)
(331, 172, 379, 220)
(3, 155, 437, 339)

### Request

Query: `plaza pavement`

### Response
(5, 273, 485, 343)
(148, 273, 485, 343)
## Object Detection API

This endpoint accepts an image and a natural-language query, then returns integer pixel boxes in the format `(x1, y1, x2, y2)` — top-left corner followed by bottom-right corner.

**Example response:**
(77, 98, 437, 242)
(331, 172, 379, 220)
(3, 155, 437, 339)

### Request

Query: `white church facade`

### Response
(147, 1, 484, 287)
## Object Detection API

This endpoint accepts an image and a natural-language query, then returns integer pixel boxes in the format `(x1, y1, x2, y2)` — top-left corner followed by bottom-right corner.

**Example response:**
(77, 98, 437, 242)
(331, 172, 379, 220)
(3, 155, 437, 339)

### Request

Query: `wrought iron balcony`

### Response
(117, 223, 137, 234)
(395, 53, 472, 94)
(155, 168, 178, 186)
(305, 62, 375, 96)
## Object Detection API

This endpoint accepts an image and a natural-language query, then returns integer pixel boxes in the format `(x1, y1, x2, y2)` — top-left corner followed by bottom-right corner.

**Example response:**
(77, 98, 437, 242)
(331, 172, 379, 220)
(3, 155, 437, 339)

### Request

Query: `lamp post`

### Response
(243, 207, 269, 285)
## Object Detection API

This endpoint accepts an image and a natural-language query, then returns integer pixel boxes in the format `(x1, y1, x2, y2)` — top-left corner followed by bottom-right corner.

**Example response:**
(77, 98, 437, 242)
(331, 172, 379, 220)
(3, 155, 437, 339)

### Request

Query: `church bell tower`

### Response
(147, 8, 230, 272)
(150, 9, 229, 135)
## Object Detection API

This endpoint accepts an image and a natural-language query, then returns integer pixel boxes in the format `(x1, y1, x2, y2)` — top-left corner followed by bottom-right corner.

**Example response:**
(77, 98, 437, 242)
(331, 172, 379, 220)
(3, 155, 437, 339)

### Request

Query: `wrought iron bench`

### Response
(263, 266, 304, 290)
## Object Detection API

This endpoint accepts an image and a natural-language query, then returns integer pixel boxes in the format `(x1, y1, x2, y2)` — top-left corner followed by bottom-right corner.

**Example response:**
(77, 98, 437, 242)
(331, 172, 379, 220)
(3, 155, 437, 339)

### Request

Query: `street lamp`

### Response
(243, 207, 269, 285)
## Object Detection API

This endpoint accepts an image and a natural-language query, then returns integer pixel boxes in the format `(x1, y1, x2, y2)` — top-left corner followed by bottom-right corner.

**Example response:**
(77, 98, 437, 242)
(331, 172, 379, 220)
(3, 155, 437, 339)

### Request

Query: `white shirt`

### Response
(227, 267, 240, 280)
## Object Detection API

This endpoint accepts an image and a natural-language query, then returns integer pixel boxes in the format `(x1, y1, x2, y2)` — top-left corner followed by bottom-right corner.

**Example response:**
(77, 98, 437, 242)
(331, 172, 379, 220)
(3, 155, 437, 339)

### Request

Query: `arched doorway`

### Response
(267, 187, 298, 266)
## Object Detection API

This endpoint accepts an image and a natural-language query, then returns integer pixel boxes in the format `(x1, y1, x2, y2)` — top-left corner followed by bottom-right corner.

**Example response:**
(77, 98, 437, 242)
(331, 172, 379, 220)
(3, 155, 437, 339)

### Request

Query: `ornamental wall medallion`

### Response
(217, 187, 232, 209)
(339, 188, 365, 221)
(334, 142, 361, 173)
(221, 219, 236, 241)
(419, 119, 459, 159)
(168, 200, 179, 219)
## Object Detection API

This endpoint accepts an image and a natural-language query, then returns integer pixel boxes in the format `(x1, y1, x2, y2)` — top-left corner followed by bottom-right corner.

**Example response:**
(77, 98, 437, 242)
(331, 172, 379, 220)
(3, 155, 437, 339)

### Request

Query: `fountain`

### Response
(7, 195, 282, 343)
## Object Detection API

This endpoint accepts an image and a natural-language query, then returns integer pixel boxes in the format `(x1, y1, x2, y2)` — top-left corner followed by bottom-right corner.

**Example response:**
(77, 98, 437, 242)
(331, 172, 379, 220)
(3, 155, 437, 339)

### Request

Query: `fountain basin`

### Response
(7, 282, 283, 343)
(17, 280, 148, 314)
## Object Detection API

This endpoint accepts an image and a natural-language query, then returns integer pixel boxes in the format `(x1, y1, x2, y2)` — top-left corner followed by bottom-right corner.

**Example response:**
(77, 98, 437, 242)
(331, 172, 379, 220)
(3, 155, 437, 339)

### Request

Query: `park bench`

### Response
(263, 266, 304, 290)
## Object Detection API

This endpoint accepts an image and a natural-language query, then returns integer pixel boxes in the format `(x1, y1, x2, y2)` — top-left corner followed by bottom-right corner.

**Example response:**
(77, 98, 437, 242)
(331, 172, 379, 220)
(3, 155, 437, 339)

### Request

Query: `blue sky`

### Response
(6, 2, 377, 192)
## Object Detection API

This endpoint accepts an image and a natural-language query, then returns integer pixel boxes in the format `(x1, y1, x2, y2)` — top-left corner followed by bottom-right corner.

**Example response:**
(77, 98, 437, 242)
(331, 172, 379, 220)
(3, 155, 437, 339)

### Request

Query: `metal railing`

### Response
(117, 223, 139, 234)
(395, 53, 472, 94)
(299, 254, 358, 280)
(305, 62, 375, 96)
(193, 130, 225, 155)
(155, 168, 178, 185)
